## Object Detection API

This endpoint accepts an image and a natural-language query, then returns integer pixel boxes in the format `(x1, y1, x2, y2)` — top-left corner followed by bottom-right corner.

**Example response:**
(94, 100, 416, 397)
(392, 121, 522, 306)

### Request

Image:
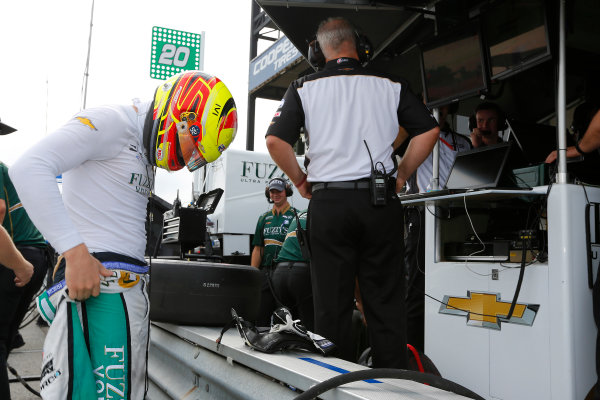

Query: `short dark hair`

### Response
(475, 102, 504, 119)
(475, 101, 506, 128)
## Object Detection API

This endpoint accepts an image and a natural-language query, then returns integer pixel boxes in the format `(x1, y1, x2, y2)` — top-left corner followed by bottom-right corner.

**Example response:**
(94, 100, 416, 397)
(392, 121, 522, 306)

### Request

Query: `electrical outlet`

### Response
(492, 269, 499, 280)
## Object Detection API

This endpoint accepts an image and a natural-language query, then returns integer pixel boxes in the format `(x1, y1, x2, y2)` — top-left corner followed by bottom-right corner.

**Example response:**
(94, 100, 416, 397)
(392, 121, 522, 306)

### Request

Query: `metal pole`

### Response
(247, 94, 256, 151)
(431, 107, 440, 190)
(556, 0, 568, 184)
(246, 0, 260, 151)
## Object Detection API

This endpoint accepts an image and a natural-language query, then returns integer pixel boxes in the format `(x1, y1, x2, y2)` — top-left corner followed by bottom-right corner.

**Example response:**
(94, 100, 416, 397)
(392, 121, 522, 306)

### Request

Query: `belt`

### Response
(312, 180, 370, 192)
(275, 261, 309, 268)
(16, 245, 46, 252)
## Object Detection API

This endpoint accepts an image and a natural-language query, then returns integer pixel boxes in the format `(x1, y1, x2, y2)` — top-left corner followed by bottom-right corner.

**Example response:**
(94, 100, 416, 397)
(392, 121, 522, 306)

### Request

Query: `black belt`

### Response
(16, 245, 46, 252)
(312, 180, 370, 192)
(275, 261, 309, 268)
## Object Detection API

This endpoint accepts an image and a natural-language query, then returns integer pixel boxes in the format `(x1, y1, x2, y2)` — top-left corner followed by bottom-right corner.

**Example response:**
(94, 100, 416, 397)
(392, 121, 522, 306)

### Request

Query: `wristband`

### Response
(294, 174, 307, 188)
(575, 141, 591, 155)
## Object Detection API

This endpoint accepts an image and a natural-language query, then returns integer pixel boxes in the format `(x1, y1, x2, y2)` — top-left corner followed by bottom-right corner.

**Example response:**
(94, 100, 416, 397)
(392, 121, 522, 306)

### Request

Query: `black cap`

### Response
(0, 119, 16, 135)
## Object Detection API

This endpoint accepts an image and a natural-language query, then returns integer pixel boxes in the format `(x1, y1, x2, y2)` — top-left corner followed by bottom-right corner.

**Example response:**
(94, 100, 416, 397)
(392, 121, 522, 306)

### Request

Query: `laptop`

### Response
(398, 142, 521, 202)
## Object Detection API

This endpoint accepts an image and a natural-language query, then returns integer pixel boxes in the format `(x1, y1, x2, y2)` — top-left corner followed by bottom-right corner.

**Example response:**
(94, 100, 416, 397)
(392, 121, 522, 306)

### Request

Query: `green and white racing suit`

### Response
(10, 99, 154, 399)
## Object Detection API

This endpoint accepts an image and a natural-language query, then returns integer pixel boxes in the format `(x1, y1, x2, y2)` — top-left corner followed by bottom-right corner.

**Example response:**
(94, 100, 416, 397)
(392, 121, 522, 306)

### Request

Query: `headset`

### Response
(307, 30, 372, 70)
(265, 177, 293, 202)
(468, 102, 507, 131)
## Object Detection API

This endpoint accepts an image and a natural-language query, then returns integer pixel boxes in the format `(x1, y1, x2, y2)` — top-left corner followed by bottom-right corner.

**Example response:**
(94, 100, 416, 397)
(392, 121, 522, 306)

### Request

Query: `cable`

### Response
(462, 193, 487, 272)
(7, 363, 41, 397)
(293, 368, 484, 400)
(424, 203, 452, 219)
(505, 232, 530, 320)
(415, 206, 424, 275)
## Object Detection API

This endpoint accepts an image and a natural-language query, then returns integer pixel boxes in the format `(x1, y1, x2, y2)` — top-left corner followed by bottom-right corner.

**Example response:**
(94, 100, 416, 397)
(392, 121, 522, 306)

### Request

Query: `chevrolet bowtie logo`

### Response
(76, 116, 97, 131)
(439, 291, 539, 330)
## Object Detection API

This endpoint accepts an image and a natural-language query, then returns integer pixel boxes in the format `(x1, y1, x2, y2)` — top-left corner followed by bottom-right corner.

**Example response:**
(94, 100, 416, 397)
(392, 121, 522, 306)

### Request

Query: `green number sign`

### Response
(150, 26, 204, 80)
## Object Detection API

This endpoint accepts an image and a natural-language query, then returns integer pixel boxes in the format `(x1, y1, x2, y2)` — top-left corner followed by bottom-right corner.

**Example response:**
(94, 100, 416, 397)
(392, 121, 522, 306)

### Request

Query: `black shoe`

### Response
(10, 332, 25, 350)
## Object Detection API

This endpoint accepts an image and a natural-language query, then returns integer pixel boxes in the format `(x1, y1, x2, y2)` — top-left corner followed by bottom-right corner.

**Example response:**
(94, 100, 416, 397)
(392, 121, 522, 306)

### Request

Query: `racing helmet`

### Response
(147, 71, 238, 171)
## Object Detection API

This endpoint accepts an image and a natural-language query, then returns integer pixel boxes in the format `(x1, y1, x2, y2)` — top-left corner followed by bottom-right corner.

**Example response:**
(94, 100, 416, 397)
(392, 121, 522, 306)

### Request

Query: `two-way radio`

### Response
(364, 140, 388, 206)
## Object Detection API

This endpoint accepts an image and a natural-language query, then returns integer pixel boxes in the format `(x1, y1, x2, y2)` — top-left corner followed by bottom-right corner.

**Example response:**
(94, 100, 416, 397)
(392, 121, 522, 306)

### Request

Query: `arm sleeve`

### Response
(8, 108, 128, 254)
(397, 83, 439, 137)
(285, 218, 298, 238)
(265, 84, 304, 146)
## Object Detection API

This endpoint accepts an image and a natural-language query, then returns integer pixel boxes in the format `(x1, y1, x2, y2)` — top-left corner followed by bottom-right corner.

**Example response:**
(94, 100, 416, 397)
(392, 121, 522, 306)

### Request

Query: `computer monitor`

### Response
(445, 142, 512, 190)
(195, 188, 223, 214)
(506, 120, 559, 166)
(420, 25, 488, 108)
(482, 0, 551, 81)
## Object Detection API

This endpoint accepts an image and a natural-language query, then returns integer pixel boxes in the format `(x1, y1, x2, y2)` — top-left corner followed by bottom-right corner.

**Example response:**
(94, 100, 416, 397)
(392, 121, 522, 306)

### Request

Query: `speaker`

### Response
(265, 177, 293, 202)
(148, 259, 261, 325)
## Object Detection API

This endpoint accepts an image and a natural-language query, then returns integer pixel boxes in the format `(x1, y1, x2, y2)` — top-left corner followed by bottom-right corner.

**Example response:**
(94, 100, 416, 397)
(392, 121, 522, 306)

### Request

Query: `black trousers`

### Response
(593, 264, 600, 399)
(0, 246, 48, 400)
(256, 269, 277, 327)
(404, 206, 425, 352)
(271, 262, 314, 331)
(308, 189, 407, 368)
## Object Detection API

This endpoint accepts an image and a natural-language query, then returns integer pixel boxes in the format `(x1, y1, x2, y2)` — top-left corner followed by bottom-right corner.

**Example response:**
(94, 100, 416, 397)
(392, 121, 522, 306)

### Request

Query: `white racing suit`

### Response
(9, 100, 155, 400)
(37, 259, 149, 400)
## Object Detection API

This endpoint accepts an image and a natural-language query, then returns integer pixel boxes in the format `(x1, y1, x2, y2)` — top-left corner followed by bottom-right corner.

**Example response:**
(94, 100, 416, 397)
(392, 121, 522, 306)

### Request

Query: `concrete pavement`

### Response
(7, 316, 47, 400)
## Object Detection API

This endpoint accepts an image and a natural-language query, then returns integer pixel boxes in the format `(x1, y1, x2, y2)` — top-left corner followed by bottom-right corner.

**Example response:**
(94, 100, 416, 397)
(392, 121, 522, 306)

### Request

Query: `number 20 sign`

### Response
(150, 26, 204, 80)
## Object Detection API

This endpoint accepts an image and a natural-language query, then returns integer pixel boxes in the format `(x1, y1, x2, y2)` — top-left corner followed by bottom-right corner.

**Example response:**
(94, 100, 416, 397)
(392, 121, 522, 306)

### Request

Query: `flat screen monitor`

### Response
(483, 0, 551, 80)
(507, 120, 564, 166)
(445, 142, 512, 190)
(195, 188, 223, 214)
(421, 26, 487, 108)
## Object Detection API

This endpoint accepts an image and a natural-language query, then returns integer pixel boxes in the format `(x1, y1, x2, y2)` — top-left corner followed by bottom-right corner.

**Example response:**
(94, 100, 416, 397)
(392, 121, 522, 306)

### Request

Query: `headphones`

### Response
(307, 30, 372, 70)
(469, 102, 507, 131)
(265, 177, 293, 202)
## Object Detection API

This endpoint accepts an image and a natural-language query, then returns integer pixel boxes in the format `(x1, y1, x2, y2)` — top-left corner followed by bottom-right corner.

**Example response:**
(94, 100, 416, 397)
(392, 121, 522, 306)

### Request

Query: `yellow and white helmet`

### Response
(146, 71, 238, 171)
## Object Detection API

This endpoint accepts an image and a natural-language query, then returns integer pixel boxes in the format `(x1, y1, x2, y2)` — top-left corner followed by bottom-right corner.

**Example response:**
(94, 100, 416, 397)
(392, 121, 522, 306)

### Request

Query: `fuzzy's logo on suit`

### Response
(40, 354, 63, 391)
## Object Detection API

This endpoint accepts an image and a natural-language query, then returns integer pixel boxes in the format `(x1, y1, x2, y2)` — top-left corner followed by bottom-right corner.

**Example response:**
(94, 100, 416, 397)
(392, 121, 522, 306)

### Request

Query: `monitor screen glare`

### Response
(422, 32, 486, 106)
(445, 144, 511, 190)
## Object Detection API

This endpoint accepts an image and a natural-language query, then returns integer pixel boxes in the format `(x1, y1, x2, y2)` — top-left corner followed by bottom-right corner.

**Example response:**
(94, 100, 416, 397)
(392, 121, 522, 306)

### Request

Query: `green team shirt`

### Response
(275, 210, 308, 263)
(252, 204, 297, 268)
(0, 161, 46, 247)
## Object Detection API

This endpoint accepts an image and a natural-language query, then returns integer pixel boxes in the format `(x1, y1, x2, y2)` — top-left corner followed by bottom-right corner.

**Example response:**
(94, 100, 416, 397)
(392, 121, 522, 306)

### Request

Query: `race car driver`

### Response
(9, 71, 237, 399)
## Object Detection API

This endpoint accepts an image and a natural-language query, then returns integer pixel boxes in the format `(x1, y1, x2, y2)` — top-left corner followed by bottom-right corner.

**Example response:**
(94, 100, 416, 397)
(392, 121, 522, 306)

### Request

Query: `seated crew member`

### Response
(251, 177, 297, 326)
(470, 102, 506, 148)
(404, 103, 471, 352)
(270, 209, 313, 331)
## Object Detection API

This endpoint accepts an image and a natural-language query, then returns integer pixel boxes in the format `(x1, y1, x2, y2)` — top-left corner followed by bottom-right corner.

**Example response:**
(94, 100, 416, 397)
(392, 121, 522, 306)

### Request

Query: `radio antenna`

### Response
(81, 0, 95, 110)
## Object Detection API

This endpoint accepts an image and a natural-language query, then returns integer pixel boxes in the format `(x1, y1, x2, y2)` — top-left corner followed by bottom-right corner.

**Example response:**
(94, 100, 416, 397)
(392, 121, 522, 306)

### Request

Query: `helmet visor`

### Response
(176, 112, 207, 172)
